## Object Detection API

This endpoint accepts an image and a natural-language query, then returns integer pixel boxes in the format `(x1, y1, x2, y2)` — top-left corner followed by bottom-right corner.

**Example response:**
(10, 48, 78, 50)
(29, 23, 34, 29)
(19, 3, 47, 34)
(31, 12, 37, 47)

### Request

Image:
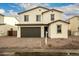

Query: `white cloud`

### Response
(53, 4, 79, 12)
(0, 9, 5, 14)
(52, 4, 79, 20)
(19, 3, 79, 20)
(3, 3, 79, 20)
(63, 4, 79, 19)
(5, 9, 22, 22)
(0, 9, 18, 16)
(61, 4, 79, 12)
(5, 10, 18, 16)
(19, 3, 49, 10)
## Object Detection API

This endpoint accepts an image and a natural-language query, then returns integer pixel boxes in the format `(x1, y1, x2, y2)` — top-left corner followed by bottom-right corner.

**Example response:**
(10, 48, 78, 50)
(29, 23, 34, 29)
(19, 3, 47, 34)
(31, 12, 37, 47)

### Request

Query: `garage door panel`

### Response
(21, 27, 41, 37)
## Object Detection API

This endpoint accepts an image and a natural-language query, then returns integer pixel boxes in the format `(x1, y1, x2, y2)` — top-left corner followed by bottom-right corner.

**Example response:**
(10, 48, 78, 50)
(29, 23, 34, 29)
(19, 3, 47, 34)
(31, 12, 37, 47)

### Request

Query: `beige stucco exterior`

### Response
(42, 11, 63, 24)
(18, 8, 48, 24)
(17, 7, 48, 38)
(48, 21, 69, 38)
(0, 25, 6, 36)
(0, 25, 18, 36)
(16, 6, 69, 38)
(0, 14, 4, 24)
(1, 6, 79, 38)
(18, 7, 63, 24)
(68, 16, 79, 36)
(0, 14, 5, 36)
(0, 16, 19, 36)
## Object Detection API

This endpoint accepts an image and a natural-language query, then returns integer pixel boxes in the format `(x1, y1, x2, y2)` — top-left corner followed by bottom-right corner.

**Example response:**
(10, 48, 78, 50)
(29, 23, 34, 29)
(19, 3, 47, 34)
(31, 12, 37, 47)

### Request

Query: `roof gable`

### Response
(68, 16, 79, 22)
(48, 20, 70, 25)
(18, 6, 49, 14)
(42, 9, 63, 14)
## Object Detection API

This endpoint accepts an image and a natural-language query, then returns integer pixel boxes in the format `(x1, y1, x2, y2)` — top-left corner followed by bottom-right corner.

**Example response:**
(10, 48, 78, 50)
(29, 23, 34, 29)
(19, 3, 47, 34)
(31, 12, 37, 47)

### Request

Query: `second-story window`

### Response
(24, 15, 29, 21)
(36, 15, 41, 21)
(51, 14, 54, 21)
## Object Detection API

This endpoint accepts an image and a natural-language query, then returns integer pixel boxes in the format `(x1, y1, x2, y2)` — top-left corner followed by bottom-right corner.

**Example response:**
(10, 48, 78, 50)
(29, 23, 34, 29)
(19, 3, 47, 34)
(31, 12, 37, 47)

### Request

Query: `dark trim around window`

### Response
(36, 15, 41, 21)
(57, 25, 62, 33)
(51, 14, 54, 21)
(24, 15, 29, 21)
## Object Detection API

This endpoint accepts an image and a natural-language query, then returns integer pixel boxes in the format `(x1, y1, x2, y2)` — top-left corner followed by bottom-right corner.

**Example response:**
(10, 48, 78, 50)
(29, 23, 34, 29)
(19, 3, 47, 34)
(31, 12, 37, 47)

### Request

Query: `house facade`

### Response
(16, 6, 69, 38)
(4, 16, 19, 36)
(0, 14, 6, 36)
(0, 15, 18, 36)
(0, 6, 79, 38)
(68, 16, 79, 36)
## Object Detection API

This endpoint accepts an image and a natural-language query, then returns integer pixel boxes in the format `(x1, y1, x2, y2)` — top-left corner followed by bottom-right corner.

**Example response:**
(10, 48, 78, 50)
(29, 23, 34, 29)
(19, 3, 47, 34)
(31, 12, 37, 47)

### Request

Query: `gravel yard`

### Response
(0, 36, 79, 56)
(0, 36, 79, 49)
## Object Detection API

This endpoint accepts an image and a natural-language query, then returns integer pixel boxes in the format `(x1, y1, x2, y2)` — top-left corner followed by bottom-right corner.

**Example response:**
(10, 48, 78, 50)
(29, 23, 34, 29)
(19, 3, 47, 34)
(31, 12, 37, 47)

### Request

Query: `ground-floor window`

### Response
(78, 27, 79, 31)
(57, 25, 62, 33)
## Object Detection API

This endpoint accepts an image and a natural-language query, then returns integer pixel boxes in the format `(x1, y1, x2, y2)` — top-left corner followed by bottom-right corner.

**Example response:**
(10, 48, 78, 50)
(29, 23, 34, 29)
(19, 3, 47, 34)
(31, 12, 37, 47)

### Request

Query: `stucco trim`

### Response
(15, 24, 47, 26)
(15, 20, 69, 26)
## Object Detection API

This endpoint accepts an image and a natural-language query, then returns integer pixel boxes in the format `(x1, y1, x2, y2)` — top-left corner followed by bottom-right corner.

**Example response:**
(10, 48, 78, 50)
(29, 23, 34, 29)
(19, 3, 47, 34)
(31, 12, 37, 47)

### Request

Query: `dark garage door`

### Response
(21, 27, 41, 37)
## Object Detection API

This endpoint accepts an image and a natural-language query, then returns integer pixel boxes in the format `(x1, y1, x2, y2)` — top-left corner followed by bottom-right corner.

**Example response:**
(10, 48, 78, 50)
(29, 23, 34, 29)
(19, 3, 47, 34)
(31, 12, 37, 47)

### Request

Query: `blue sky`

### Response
(0, 3, 79, 19)
(0, 3, 23, 12)
(0, 3, 74, 13)
(48, 3, 74, 7)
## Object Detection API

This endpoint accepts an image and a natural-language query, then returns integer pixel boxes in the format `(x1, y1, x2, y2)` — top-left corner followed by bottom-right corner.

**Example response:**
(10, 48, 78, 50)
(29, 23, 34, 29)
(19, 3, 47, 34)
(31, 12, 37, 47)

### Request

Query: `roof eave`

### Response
(15, 23, 48, 26)
(18, 6, 49, 15)
(48, 20, 70, 25)
(0, 14, 4, 16)
(0, 23, 6, 25)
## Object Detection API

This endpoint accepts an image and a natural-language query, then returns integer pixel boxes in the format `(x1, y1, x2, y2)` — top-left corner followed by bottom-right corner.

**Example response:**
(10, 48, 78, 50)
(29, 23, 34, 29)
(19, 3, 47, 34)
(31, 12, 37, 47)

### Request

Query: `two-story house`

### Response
(16, 6, 69, 38)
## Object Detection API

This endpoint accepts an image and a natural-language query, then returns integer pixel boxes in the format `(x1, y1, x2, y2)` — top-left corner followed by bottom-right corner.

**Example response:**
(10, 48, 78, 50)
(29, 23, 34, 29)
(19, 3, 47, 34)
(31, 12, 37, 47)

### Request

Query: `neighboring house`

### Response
(68, 16, 79, 36)
(4, 16, 19, 36)
(0, 14, 4, 24)
(0, 14, 5, 36)
(0, 15, 18, 36)
(16, 6, 69, 38)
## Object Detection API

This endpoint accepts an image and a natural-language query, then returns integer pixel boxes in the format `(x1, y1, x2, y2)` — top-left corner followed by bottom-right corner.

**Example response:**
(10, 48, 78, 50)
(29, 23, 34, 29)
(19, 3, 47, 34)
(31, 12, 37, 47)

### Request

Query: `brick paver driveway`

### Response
(0, 36, 79, 49)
